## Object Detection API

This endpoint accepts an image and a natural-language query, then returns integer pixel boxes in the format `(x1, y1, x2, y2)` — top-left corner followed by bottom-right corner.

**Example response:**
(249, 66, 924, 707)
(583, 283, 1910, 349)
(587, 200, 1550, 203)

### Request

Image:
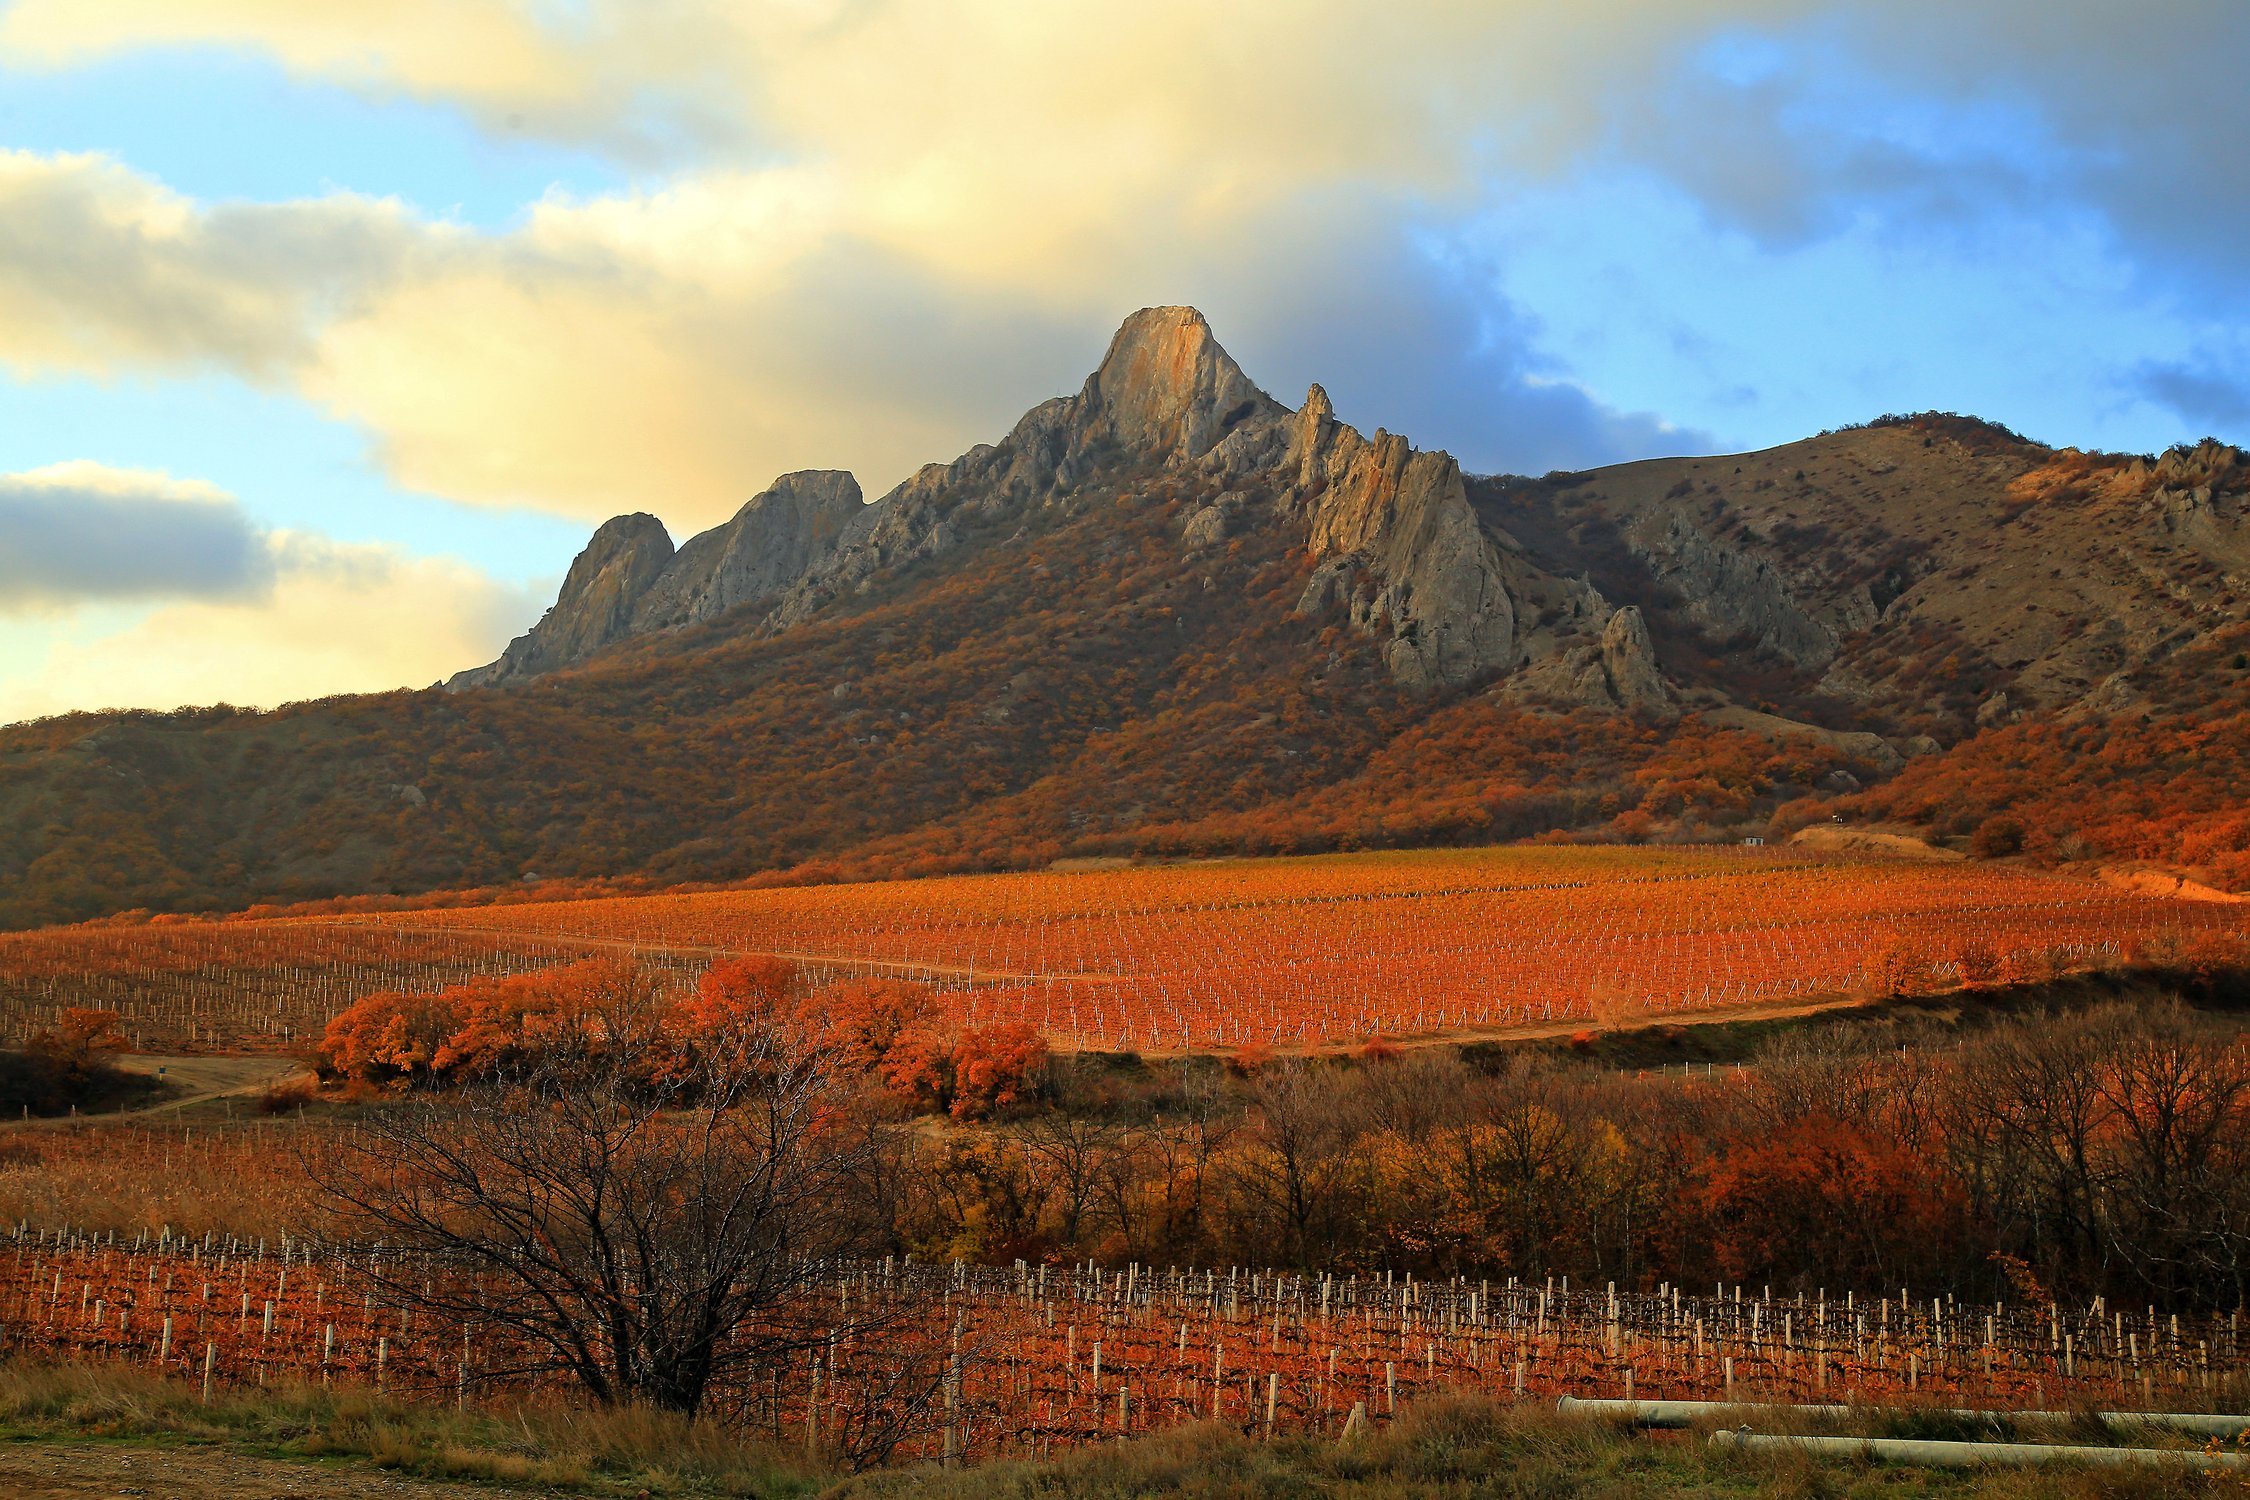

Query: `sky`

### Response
(2, 1, 2246, 724)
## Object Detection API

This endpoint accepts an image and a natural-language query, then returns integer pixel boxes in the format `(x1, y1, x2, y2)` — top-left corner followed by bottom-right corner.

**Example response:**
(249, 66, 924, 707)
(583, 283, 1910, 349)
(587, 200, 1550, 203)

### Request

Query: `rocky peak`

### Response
(1292, 384, 1337, 486)
(1599, 605, 1674, 716)
(448, 513, 674, 688)
(1079, 306, 1283, 461)
(2153, 438, 2248, 488)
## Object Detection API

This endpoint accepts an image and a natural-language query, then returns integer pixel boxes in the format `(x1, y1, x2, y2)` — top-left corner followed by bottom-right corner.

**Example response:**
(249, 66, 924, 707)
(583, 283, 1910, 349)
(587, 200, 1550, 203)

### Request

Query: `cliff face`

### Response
(631, 471, 865, 633)
(1286, 384, 1520, 693)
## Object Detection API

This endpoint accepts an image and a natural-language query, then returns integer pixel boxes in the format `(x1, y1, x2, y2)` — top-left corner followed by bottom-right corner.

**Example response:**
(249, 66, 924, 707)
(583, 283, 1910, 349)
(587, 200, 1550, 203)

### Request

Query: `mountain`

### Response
(448, 308, 1518, 697)
(3, 310, 2247, 928)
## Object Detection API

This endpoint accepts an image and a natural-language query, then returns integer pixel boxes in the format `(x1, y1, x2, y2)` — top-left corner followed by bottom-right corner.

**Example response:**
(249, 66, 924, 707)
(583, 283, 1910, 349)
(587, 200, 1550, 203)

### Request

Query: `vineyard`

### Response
(4, 846, 2247, 1053)
(4, 1226, 2242, 1464)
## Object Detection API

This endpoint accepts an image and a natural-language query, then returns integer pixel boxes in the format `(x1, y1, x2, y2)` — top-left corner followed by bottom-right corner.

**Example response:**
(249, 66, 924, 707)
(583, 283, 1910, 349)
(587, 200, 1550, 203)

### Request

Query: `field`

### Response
(6, 1227, 2242, 1468)
(5, 846, 2247, 1053)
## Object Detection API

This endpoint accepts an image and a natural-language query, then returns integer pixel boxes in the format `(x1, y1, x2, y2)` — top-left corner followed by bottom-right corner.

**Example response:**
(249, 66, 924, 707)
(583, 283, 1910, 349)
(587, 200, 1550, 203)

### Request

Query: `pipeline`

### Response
(1557, 1395, 2250, 1439)
(1709, 1429, 2250, 1469)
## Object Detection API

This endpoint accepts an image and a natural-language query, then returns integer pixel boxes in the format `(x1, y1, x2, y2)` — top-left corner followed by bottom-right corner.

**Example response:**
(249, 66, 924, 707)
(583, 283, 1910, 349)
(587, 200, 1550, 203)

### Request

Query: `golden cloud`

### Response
(0, 531, 541, 723)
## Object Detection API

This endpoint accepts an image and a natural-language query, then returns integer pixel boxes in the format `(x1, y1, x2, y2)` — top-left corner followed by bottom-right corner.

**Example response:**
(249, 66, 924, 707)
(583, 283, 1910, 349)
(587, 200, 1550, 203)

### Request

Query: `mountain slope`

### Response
(3, 315, 2247, 927)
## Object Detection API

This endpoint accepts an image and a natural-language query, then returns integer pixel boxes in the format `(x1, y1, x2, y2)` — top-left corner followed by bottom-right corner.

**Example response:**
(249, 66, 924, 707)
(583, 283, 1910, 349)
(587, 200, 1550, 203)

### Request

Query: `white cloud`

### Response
(0, 537, 541, 724)
(0, 460, 273, 611)
(0, 148, 423, 378)
(0, 461, 540, 723)
(0, 0, 2242, 537)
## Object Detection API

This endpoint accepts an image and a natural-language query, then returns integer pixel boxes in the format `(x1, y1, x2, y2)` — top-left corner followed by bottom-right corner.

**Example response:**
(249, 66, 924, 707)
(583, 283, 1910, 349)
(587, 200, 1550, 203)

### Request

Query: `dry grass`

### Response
(834, 1393, 2242, 1500)
(0, 1362, 826, 1496)
(0, 1365, 2240, 1499)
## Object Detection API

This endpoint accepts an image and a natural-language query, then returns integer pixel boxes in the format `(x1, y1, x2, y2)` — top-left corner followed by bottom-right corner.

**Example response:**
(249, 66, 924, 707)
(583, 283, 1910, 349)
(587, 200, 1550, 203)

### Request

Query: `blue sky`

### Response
(0, 1, 2243, 721)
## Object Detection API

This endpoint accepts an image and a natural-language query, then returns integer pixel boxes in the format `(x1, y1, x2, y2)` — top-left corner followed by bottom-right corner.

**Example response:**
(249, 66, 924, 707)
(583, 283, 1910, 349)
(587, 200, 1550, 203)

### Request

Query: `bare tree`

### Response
(1230, 1061, 1366, 1266)
(1016, 1082, 1122, 1250)
(310, 994, 872, 1415)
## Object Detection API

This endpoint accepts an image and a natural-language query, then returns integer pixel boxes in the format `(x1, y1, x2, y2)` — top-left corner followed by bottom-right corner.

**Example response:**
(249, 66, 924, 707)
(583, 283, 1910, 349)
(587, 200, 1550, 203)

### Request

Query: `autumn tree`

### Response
(1701, 1116, 1974, 1290)
(311, 988, 880, 1415)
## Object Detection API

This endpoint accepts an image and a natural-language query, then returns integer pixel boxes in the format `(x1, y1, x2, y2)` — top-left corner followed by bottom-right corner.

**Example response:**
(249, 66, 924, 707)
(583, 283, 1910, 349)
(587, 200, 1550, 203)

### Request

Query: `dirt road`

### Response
(0, 1441, 522, 1500)
(1087, 989, 1874, 1060)
(0, 1054, 308, 1130)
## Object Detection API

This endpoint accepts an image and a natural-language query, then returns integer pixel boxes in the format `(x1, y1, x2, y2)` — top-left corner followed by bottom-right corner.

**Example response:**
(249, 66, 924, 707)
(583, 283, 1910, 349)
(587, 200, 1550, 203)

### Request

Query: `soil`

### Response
(0, 1055, 309, 1132)
(0, 1440, 527, 1499)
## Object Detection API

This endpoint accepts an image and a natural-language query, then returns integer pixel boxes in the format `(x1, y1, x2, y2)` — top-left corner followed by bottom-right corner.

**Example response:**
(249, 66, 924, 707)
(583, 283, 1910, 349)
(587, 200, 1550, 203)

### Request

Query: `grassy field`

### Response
(0, 1364, 2239, 1499)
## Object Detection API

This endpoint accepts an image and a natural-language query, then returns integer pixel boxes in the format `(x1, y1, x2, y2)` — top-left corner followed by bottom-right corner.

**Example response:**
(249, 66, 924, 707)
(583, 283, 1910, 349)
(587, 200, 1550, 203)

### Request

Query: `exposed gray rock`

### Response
(1627, 513, 1837, 668)
(452, 309, 1516, 696)
(448, 513, 674, 688)
(1288, 383, 1519, 693)
(768, 308, 1291, 627)
(1497, 605, 1674, 718)
(633, 471, 863, 631)
(1599, 606, 1673, 715)
(1180, 491, 1253, 550)
(1181, 505, 1230, 549)
(956, 305, 1288, 505)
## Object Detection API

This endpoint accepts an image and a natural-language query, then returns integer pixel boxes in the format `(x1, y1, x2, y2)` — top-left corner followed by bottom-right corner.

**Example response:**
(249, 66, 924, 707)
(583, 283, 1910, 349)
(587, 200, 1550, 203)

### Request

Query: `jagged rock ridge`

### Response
(454, 308, 1523, 697)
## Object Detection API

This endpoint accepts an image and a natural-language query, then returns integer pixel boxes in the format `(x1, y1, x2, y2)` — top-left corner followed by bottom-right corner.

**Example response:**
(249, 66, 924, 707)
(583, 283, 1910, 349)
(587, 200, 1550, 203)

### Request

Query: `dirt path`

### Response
(1097, 989, 1874, 1060)
(0, 1441, 511, 1500)
(0, 1055, 308, 1131)
(326, 918, 1123, 985)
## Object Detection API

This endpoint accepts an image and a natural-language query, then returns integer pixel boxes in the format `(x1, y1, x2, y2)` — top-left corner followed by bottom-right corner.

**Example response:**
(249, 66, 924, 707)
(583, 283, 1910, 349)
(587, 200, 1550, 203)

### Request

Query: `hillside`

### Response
(3, 310, 2247, 927)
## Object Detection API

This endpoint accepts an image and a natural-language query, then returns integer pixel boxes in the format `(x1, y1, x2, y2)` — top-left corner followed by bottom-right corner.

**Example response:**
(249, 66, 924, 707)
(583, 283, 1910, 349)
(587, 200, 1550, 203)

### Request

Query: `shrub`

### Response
(1970, 814, 2027, 859)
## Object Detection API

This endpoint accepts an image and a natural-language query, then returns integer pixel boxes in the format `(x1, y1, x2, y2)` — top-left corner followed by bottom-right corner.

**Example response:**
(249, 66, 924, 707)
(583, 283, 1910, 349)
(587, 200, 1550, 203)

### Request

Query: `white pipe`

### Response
(1557, 1396, 2250, 1439)
(1710, 1429, 2250, 1469)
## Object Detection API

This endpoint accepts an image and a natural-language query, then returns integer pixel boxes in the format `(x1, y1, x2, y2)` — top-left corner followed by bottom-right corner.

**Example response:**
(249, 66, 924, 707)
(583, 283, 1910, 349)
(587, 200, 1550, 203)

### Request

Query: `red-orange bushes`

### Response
(318, 960, 1047, 1116)
(1694, 1117, 1974, 1289)
(819, 980, 1046, 1118)
(949, 1021, 1048, 1119)
(317, 987, 460, 1085)
(822, 979, 939, 1074)
(670, 955, 798, 1035)
(317, 958, 642, 1085)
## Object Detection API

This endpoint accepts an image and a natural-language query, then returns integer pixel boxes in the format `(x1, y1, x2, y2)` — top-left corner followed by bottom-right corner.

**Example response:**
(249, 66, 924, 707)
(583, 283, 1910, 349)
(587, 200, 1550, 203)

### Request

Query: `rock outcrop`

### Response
(1597, 605, 1673, 715)
(752, 309, 1289, 629)
(456, 308, 1532, 696)
(968, 305, 1289, 502)
(1498, 602, 1676, 717)
(448, 514, 674, 688)
(1626, 513, 1836, 669)
(631, 471, 864, 632)
(448, 474, 870, 688)
(1288, 384, 1519, 692)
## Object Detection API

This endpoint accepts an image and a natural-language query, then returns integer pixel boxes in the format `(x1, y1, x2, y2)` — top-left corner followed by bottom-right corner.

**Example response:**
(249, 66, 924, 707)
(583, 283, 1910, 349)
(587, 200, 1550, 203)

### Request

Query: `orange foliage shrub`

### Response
(316, 958, 649, 1086)
(1699, 1117, 1972, 1288)
(949, 1022, 1049, 1120)
(820, 980, 940, 1074)
(1954, 941, 2001, 989)
(673, 955, 798, 1033)
(317, 988, 461, 1085)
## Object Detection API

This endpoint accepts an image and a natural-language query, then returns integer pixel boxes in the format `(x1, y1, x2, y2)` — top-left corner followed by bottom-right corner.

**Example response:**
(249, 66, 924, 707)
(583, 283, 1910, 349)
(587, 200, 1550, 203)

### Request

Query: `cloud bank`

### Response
(0, 460, 541, 722)
(0, 461, 272, 611)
